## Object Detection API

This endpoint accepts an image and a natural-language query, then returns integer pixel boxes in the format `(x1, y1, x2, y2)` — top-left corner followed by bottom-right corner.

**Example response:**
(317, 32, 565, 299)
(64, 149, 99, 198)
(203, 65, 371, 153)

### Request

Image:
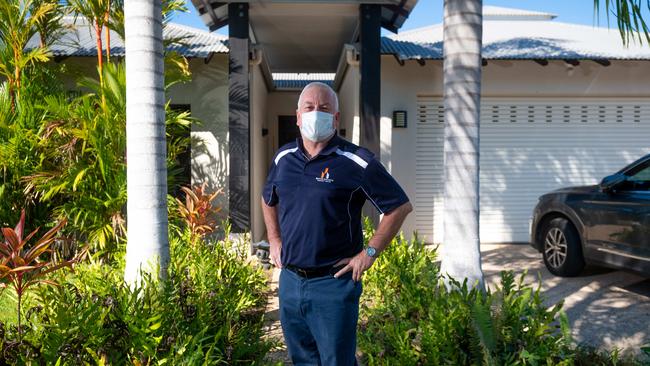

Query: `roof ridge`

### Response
(542, 19, 646, 35)
(165, 22, 226, 39)
(61, 15, 225, 40)
(483, 5, 557, 17)
(392, 23, 442, 38)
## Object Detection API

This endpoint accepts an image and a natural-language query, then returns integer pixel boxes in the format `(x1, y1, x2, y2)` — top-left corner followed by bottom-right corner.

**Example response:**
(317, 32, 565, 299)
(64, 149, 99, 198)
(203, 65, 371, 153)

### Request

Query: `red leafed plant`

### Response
(175, 183, 223, 240)
(0, 209, 84, 334)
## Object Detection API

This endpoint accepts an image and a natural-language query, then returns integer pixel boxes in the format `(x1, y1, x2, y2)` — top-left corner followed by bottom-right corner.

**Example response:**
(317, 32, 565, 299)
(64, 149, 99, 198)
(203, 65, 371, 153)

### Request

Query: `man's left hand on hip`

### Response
(333, 251, 375, 281)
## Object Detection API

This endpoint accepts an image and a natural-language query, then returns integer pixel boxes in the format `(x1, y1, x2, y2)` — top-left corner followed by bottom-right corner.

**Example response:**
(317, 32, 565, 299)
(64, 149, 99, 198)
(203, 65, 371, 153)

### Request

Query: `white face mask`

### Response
(300, 111, 335, 142)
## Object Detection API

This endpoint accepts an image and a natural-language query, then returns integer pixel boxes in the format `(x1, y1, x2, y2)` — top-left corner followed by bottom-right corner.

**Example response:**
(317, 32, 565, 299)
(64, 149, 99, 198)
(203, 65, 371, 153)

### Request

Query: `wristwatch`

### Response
(365, 246, 378, 258)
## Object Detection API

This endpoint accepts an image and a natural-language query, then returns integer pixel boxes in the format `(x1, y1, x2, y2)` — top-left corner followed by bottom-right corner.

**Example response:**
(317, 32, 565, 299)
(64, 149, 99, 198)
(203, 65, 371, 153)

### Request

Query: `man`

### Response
(261, 82, 412, 365)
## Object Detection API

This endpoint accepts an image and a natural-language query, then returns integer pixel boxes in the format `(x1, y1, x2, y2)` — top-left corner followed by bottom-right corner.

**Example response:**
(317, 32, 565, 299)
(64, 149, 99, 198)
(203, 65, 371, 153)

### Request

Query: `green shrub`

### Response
(358, 219, 648, 366)
(0, 228, 271, 365)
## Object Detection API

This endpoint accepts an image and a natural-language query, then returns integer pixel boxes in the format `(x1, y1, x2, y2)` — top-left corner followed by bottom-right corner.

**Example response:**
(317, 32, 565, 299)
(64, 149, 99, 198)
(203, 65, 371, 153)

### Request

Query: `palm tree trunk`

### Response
(94, 19, 104, 78)
(440, 0, 485, 289)
(124, 0, 169, 284)
(105, 5, 111, 62)
(13, 48, 21, 107)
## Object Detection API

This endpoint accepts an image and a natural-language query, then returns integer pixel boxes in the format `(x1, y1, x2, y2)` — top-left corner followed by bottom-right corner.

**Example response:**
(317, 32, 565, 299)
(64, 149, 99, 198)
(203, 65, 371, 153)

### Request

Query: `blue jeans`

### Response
(279, 268, 363, 366)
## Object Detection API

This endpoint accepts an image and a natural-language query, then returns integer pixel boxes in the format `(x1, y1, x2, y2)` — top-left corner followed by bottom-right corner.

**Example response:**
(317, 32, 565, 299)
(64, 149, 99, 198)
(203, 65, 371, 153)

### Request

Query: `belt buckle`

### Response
(296, 267, 309, 278)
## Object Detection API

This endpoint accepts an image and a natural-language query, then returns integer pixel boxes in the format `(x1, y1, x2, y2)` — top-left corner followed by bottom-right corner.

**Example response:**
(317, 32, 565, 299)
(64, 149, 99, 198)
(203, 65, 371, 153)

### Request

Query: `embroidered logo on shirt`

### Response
(315, 167, 334, 183)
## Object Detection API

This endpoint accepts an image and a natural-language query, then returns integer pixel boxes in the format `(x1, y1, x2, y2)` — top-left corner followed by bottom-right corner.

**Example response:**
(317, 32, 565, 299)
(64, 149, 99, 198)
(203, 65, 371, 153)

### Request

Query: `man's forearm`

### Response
(262, 198, 284, 268)
(261, 198, 281, 242)
(368, 202, 413, 253)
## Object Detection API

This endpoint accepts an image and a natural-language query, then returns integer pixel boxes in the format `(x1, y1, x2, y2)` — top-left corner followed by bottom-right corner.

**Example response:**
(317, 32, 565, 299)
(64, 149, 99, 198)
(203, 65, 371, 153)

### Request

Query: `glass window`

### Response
(622, 160, 650, 191)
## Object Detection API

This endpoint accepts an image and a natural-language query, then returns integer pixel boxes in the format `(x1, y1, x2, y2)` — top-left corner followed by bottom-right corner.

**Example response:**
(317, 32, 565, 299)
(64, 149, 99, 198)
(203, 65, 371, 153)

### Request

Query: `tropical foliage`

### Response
(0, 227, 272, 365)
(0, 0, 55, 109)
(358, 218, 649, 365)
(594, 0, 650, 45)
(0, 1, 274, 364)
(0, 0, 191, 256)
(0, 209, 83, 332)
(175, 184, 224, 240)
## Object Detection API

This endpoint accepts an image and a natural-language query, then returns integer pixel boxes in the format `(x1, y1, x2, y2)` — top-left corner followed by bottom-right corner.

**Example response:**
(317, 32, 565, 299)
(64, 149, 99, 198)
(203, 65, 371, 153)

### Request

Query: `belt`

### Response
(285, 264, 345, 279)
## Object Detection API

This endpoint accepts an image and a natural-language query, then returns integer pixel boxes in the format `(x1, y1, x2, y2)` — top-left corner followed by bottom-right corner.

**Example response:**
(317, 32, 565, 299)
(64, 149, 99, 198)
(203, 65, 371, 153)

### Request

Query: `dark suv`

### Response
(530, 154, 650, 277)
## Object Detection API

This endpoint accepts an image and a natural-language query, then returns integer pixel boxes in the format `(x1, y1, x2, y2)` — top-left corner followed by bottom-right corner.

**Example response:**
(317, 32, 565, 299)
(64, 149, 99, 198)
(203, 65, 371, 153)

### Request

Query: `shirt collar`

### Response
(296, 133, 341, 159)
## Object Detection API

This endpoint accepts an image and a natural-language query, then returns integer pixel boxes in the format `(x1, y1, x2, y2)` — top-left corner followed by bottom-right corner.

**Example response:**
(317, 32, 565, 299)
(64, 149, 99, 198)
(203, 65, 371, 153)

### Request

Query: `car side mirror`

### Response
(599, 173, 627, 193)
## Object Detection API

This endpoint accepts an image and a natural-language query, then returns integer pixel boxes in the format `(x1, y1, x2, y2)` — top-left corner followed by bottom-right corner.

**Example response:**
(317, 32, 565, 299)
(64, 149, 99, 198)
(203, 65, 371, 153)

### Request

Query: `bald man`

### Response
(262, 82, 412, 365)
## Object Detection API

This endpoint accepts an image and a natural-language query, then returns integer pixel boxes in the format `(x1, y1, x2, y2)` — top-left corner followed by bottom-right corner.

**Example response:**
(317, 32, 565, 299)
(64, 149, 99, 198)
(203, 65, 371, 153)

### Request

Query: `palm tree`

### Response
(439, 0, 484, 289)
(123, 0, 169, 283)
(30, 0, 65, 48)
(0, 0, 54, 110)
(68, 0, 110, 82)
(594, 0, 650, 45)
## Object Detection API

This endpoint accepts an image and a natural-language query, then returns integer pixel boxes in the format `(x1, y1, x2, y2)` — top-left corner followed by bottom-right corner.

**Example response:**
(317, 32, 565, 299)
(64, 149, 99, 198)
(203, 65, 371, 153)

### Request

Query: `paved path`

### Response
(261, 244, 650, 364)
(262, 269, 291, 364)
(482, 244, 650, 354)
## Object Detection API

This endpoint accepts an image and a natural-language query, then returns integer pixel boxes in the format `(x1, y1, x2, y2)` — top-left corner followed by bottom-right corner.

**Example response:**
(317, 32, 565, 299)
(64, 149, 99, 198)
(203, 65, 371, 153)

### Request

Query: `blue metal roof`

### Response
(381, 37, 442, 60)
(26, 16, 228, 58)
(386, 7, 650, 61)
(272, 73, 335, 90)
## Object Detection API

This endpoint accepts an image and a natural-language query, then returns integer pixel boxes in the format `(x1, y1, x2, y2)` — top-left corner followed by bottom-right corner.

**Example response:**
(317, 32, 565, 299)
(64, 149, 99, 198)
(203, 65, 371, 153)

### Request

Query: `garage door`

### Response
(415, 97, 650, 244)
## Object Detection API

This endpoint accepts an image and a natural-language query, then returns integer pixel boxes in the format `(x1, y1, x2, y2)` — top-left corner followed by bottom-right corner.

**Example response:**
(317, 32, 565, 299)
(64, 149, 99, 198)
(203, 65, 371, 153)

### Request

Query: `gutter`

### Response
(333, 43, 360, 91)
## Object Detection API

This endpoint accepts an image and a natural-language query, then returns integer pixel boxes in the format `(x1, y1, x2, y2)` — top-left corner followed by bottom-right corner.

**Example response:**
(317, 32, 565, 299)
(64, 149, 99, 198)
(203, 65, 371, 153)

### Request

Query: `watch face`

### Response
(366, 247, 377, 257)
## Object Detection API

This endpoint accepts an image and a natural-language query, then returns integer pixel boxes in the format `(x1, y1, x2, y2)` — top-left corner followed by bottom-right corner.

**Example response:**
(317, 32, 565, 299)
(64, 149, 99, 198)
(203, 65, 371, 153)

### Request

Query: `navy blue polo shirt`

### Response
(262, 134, 409, 269)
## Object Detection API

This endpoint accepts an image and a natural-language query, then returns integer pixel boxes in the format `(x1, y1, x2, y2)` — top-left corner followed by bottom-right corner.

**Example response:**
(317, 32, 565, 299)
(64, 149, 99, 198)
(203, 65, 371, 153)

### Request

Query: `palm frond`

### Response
(594, 0, 650, 45)
(470, 300, 497, 366)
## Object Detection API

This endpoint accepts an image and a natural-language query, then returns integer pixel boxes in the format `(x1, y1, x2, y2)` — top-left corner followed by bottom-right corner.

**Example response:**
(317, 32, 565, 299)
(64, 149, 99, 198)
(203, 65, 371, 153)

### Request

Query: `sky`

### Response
(169, 0, 632, 36)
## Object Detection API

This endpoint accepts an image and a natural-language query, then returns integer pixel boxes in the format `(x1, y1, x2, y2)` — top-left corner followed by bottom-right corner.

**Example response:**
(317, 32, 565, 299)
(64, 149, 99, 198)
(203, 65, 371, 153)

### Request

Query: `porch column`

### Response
(228, 3, 250, 233)
(359, 4, 381, 156)
(360, 4, 382, 222)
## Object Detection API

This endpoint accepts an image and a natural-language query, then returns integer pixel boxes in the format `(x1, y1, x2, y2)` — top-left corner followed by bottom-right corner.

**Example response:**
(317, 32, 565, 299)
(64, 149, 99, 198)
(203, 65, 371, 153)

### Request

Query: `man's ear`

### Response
(334, 112, 341, 129)
(296, 109, 301, 127)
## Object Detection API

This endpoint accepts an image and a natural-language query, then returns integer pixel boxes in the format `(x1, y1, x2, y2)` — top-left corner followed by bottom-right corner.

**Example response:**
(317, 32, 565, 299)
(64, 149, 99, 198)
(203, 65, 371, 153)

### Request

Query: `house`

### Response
(381, 6, 650, 244)
(42, 4, 650, 245)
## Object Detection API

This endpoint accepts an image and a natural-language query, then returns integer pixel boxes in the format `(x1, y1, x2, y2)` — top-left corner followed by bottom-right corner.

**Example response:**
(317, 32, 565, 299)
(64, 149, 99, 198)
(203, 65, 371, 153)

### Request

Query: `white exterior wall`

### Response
(337, 67, 360, 144)
(168, 55, 230, 215)
(380, 57, 439, 240)
(381, 56, 650, 242)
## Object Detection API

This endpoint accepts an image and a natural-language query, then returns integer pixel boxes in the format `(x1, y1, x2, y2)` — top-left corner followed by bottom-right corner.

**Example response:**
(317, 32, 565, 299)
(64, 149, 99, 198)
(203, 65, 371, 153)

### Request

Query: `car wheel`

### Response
(541, 218, 585, 277)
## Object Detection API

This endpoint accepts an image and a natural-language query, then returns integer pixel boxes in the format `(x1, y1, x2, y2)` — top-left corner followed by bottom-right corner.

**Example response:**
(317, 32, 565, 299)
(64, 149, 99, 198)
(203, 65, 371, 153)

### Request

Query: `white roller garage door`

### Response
(415, 97, 650, 244)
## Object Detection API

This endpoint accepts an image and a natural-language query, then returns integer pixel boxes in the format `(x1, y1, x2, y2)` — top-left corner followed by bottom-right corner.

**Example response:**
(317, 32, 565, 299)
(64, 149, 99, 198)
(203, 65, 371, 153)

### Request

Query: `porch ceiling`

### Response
(191, 0, 418, 73)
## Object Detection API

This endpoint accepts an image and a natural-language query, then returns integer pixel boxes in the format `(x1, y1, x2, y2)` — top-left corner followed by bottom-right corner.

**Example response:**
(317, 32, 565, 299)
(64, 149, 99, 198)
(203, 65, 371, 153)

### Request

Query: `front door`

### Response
(278, 115, 300, 148)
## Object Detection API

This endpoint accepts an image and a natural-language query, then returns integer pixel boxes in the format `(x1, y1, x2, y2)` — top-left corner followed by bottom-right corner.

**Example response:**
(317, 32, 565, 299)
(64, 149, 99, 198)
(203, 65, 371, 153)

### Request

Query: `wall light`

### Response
(393, 110, 407, 128)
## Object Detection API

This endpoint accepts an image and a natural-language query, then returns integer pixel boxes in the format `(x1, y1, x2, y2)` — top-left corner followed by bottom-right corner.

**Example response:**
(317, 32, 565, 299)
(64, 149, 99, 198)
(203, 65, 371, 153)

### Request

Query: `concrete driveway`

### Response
(482, 244, 650, 354)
